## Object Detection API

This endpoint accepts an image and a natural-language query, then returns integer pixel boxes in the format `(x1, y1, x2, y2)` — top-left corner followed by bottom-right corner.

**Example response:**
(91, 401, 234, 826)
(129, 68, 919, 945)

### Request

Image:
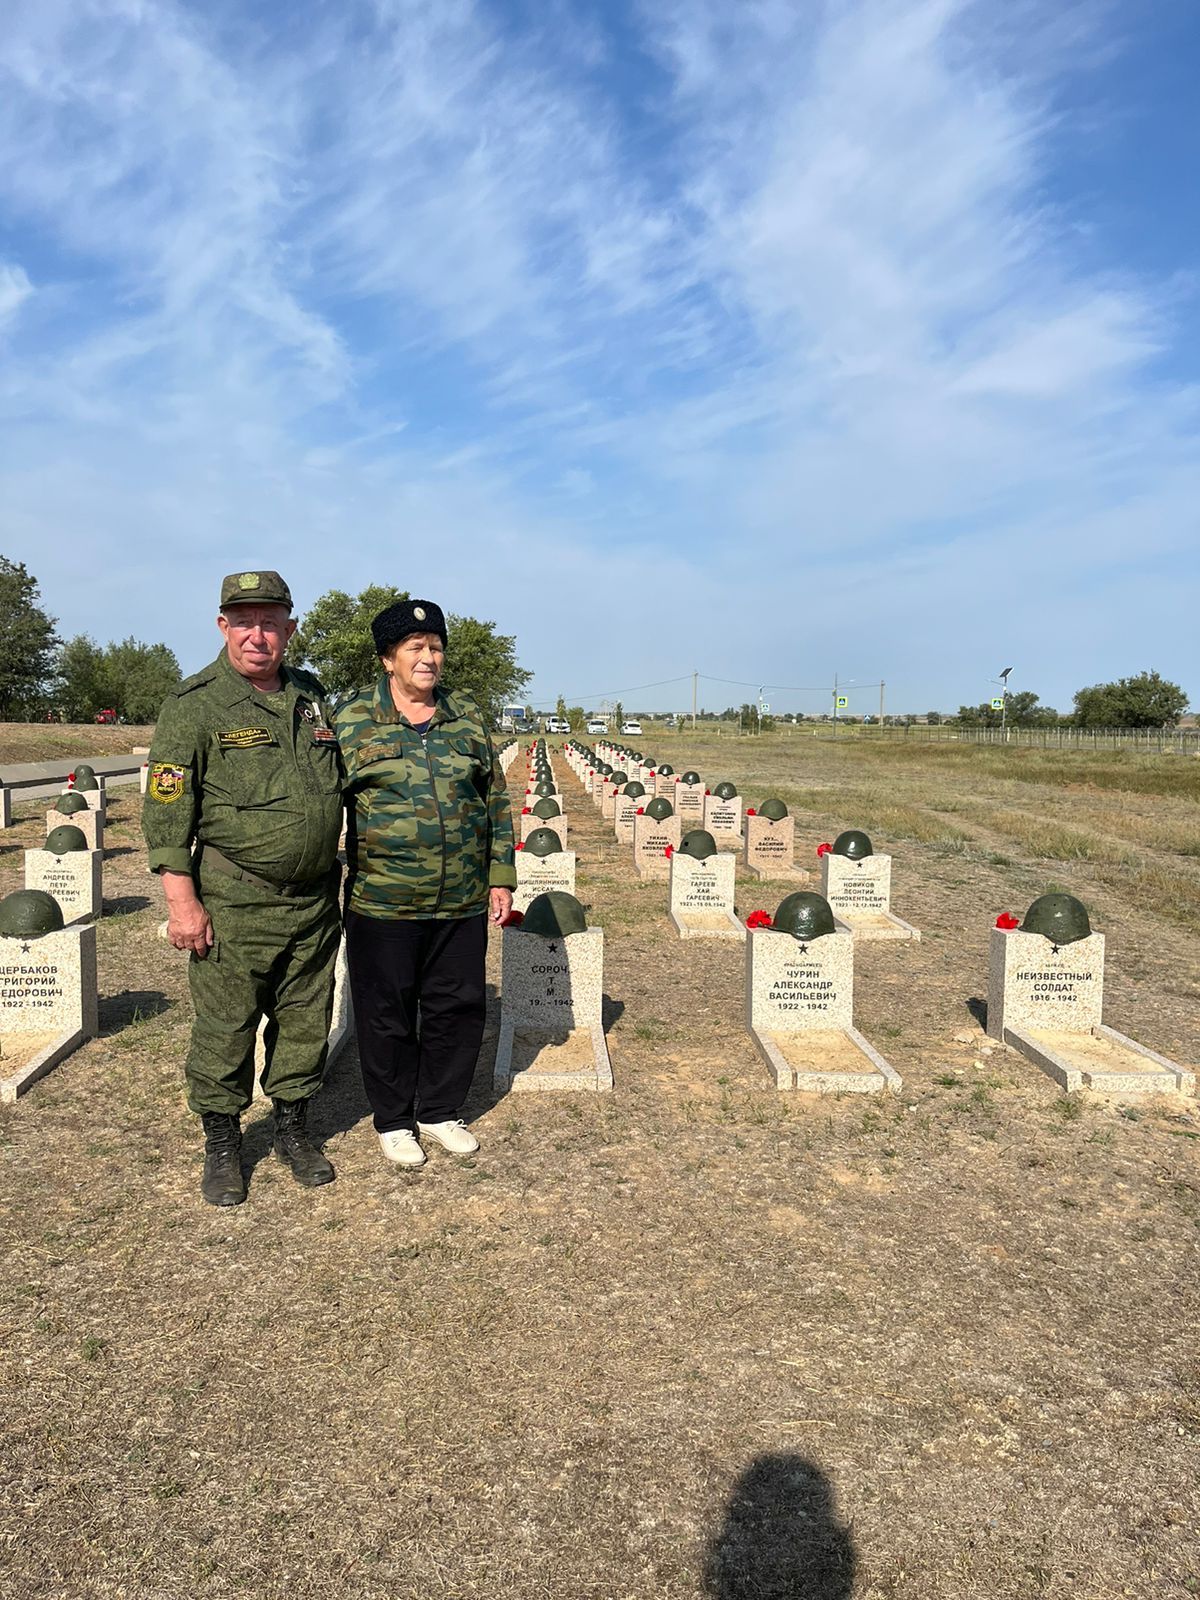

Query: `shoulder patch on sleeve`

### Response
(148, 763, 186, 802)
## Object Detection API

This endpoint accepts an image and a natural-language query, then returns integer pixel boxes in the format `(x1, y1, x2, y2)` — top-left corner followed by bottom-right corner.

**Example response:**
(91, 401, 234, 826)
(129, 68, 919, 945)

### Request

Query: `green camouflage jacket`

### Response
(334, 678, 516, 920)
(142, 651, 344, 886)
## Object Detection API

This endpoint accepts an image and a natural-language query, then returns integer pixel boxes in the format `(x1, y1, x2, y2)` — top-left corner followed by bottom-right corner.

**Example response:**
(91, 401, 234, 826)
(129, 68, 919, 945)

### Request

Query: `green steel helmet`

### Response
(533, 780, 556, 797)
(524, 827, 563, 858)
(681, 770, 701, 785)
(520, 890, 587, 938)
(45, 824, 88, 855)
(1021, 893, 1092, 945)
(73, 763, 97, 781)
(632, 752, 644, 763)
(678, 829, 718, 861)
(772, 891, 836, 943)
(531, 797, 561, 819)
(657, 764, 675, 777)
(622, 781, 646, 799)
(713, 781, 738, 801)
(72, 769, 100, 792)
(609, 771, 627, 786)
(598, 763, 613, 777)
(55, 792, 89, 816)
(759, 798, 789, 821)
(832, 829, 873, 860)
(0, 888, 65, 939)
(644, 796, 674, 821)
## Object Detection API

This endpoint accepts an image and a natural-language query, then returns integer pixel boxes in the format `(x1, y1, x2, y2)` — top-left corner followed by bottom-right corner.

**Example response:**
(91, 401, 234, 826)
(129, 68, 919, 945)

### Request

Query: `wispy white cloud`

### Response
(0, 0, 1195, 710)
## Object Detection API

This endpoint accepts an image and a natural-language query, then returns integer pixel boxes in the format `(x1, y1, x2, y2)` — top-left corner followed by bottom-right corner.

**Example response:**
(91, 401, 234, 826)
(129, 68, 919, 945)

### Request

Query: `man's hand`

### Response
(161, 871, 215, 958)
(489, 886, 514, 925)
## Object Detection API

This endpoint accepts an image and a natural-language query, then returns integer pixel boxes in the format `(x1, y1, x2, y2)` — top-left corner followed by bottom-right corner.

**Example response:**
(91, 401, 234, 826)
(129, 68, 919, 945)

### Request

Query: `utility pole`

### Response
(879, 680, 885, 730)
(832, 672, 838, 739)
(692, 670, 698, 730)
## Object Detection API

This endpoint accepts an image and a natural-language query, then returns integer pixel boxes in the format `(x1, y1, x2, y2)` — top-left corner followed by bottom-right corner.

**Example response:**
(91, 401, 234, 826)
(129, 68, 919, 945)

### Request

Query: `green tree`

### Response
(0, 557, 60, 719)
(926, 710, 942, 725)
(58, 636, 108, 721)
(58, 635, 181, 722)
(958, 691, 1057, 728)
(566, 705, 585, 731)
(292, 585, 532, 723)
(291, 585, 407, 694)
(613, 701, 624, 730)
(1073, 670, 1188, 729)
(555, 695, 569, 725)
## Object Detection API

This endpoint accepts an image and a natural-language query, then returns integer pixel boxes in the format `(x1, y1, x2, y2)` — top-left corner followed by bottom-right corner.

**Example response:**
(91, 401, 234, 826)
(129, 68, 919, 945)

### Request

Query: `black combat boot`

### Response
(272, 1098, 334, 1188)
(200, 1113, 246, 1207)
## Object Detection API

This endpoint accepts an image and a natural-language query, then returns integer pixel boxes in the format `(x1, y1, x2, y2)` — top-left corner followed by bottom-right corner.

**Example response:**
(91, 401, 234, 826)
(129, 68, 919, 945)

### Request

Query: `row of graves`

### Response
(3, 740, 1193, 1109)
(492, 736, 1194, 1102)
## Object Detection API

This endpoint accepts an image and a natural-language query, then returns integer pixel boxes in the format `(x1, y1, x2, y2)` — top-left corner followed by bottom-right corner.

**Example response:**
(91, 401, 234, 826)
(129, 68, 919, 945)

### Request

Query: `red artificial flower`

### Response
(521, 807, 531, 815)
(663, 844, 674, 858)
(705, 788, 711, 796)
(995, 912, 1020, 930)
(636, 807, 645, 815)
(501, 908, 525, 926)
(746, 808, 756, 817)
(816, 842, 832, 857)
(746, 910, 773, 929)
(515, 841, 525, 850)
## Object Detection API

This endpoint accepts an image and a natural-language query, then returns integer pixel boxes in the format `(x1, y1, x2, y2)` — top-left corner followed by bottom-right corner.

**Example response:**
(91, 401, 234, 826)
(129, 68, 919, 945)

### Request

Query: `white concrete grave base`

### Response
(668, 853, 744, 941)
(821, 852, 920, 942)
(632, 813, 682, 879)
(513, 849, 577, 914)
(987, 927, 1193, 1095)
(0, 788, 11, 828)
(745, 927, 901, 1095)
(521, 810, 568, 845)
(0, 925, 99, 1102)
(702, 794, 743, 850)
(495, 926, 612, 1093)
(25, 848, 103, 925)
(252, 936, 353, 1101)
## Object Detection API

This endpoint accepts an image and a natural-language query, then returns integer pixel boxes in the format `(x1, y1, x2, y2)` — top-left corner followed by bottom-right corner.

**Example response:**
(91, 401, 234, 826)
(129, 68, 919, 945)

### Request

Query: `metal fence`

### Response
(899, 724, 1199, 753)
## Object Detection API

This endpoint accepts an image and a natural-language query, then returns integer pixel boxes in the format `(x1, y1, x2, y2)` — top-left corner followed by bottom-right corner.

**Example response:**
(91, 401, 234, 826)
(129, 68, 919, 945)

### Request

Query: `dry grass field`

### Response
(2, 726, 1198, 1599)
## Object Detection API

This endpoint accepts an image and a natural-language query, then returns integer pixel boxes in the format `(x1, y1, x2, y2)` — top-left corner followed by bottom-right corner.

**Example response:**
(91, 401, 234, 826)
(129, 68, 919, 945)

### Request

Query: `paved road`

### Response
(0, 755, 145, 805)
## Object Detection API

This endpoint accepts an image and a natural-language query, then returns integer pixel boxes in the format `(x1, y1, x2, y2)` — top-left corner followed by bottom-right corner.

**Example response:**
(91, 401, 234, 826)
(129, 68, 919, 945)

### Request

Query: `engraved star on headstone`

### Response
(796, 943, 808, 954)
(547, 942, 558, 953)
(1050, 944, 1061, 956)
(20, 943, 31, 955)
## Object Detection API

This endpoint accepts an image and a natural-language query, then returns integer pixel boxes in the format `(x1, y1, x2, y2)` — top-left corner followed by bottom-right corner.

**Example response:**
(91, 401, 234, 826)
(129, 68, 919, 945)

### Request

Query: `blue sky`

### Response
(1, 0, 1197, 718)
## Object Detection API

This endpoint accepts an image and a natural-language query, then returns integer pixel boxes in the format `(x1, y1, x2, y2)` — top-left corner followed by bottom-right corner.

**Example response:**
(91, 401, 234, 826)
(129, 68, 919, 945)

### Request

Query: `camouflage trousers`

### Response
(185, 862, 341, 1117)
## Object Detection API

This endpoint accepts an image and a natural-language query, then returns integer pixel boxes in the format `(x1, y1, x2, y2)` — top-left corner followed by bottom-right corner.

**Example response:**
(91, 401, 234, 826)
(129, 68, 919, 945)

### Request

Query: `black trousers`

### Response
(344, 909, 488, 1133)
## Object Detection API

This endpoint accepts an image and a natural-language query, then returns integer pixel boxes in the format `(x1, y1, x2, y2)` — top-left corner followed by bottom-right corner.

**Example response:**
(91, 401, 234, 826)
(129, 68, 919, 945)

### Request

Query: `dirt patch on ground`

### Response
(1, 733, 1198, 1598)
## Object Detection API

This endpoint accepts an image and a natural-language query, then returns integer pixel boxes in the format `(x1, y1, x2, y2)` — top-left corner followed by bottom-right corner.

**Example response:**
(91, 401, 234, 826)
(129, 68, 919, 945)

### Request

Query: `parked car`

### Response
(586, 718, 607, 735)
(620, 719, 642, 736)
(544, 716, 570, 735)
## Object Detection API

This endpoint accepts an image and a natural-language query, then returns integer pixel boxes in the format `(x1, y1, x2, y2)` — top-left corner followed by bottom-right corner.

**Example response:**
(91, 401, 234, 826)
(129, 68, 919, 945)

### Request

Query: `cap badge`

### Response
(413, 605, 426, 621)
(238, 572, 259, 589)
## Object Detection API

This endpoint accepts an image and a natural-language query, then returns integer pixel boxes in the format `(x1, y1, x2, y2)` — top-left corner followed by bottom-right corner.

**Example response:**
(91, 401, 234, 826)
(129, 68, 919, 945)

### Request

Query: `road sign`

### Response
(836, 696, 848, 709)
(760, 702, 769, 714)
(991, 697, 1004, 710)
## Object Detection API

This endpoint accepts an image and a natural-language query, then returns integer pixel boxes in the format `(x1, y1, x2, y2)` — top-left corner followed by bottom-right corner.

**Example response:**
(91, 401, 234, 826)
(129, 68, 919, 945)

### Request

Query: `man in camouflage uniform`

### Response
(334, 598, 516, 1169)
(143, 571, 344, 1206)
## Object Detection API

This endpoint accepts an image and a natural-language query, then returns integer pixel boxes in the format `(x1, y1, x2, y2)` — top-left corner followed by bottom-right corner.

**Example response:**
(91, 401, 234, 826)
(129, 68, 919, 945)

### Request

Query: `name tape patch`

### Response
(148, 763, 185, 803)
(217, 727, 276, 750)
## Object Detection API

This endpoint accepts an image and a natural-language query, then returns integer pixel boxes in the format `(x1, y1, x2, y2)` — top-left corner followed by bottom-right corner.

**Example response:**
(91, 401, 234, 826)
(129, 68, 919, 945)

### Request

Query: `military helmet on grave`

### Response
(644, 796, 674, 821)
(681, 770, 701, 785)
(55, 792, 89, 816)
(713, 781, 738, 801)
(72, 767, 100, 792)
(524, 827, 563, 858)
(622, 781, 646, 799)
(0, 888, 65, 939)
(832, 829, 873, 860)
(533, 780, 556, 797)
(772, 891, 836, 943)
(1020, 893, 1091, 946)
(759, 798, 789, 821)
(46, 824, 88, 855)
(678, 829, 718, 861)
(531, 797, 561, 820)
(657, 764, 674, 777)
(520, 890, 587, 939)
(609, 771, 627, 786)
(74, 763, 97, 781)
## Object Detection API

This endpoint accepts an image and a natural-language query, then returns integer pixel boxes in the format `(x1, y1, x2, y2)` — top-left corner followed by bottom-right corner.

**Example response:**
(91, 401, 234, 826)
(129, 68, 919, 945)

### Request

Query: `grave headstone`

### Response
(25, 826, 102, 924)
(494, 892, 612, 1093)
(613, 791, 640, 845)
(675, 773, 705, 822)
(703, 783, 743, 850)
(0, 891, 99, 1102)
(633, 802, 682, 879)
(820, 831, 919, 941)
(743, 800, 804, 880)
(45, 798, 103, 851)
(0, 788, 11, 829)
(520, 808, 569, 845)
(514, 831, 577, 913)
(988, 893, 1193, 1094)
(745, 891, 900, 1094)
(669, 835, 743, 940)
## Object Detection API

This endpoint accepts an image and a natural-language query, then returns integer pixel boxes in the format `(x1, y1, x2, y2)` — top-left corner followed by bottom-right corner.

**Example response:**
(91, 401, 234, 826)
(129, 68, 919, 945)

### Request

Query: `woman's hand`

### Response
(489, 887, 514, 924)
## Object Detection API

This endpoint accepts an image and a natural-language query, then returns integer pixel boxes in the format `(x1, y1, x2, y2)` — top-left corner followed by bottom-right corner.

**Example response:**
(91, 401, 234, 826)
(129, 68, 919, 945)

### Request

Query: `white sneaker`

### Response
(379, 1129, 426, 1168)
(417, 1119, 480, 1156)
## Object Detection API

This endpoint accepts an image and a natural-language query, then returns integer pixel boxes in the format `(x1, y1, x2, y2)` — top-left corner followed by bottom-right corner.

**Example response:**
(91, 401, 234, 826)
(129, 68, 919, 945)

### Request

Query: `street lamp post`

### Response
(999, 666, 1013, 743)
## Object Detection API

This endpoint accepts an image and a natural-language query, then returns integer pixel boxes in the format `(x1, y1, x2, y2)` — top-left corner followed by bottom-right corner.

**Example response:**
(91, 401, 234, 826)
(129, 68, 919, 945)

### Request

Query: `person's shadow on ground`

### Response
(703, 1455, 856, 1600)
